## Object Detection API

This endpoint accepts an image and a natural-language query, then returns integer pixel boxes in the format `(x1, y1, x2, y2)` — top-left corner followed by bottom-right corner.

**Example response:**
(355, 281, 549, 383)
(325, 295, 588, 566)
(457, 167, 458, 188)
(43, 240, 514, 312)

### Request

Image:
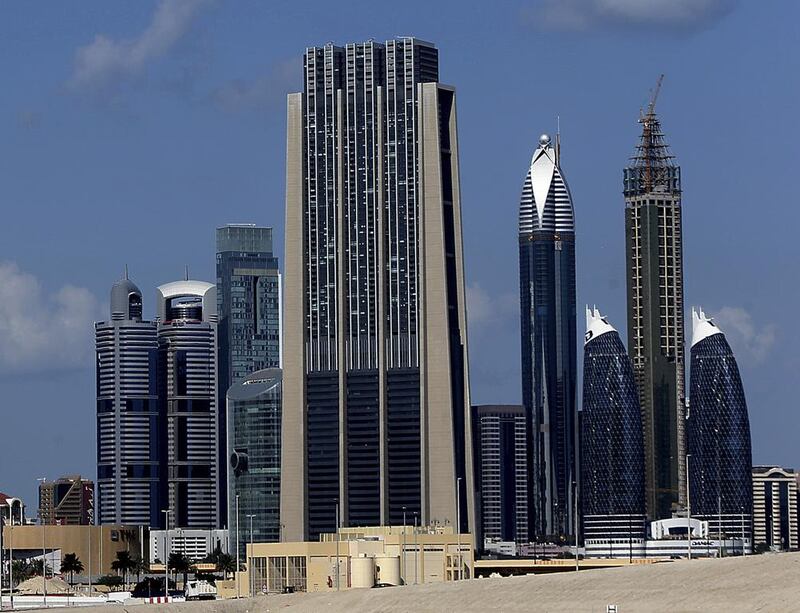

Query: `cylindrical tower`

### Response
(687, 308, 753, 550)
(581, 307, 646, 555)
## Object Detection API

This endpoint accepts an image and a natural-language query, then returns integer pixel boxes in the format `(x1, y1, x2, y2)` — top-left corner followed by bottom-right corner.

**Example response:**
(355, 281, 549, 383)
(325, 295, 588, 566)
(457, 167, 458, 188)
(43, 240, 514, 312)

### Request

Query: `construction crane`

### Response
(640, 74, 665, 122)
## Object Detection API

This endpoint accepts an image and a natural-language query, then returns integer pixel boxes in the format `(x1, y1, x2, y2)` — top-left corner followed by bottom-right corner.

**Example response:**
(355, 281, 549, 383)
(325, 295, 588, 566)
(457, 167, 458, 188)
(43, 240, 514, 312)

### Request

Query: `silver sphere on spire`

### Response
(539, 133, 551, 146)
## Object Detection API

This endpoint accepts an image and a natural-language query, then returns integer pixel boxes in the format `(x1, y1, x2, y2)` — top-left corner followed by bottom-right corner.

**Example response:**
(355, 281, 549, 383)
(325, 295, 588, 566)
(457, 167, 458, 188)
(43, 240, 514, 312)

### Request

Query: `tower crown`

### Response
(519, 133, 574, 234)
(691, 307, 722, 347)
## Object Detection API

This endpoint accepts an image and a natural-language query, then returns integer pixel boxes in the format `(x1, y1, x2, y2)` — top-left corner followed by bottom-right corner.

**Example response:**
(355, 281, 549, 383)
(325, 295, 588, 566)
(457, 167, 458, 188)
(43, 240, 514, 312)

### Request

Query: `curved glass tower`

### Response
(581, 307, 646, 549)
(519, 133, 577, 540)
(687, 308, 753, 547)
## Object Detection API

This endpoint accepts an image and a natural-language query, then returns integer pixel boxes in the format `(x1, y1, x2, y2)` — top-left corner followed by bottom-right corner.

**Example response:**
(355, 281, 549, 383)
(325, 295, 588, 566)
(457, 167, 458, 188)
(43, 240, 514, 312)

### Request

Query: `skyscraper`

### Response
(227, 369, 282, 557)
(157, 280, 219, 529)
(518, 132, 577, 540)
(581, 307, 647, 547)
(216, 224, 281, 527)
(624, 81, 686, 520)
(96, 274, 163, 526)
(472, 405, 528, 545)
(687, 308, 753, 545)
(39, 476, 94, 526)
(282, 37, 474, 541)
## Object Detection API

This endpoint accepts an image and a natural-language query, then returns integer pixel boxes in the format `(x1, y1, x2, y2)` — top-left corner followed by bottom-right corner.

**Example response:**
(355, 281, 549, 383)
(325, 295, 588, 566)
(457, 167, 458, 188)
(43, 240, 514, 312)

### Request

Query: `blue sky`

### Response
(1, 0, 798, 508)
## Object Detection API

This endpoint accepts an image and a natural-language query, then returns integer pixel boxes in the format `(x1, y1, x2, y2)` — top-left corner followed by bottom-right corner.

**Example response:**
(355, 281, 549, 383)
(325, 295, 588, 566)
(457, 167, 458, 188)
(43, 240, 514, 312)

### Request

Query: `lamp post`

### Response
(456, 477, 462, 581)
(740, 506, 745, 556)
(402, 506, 407, 585)
(161, 510, 172, 598)
(413, 512, 418, 585)
(235, 495, 240, 599)
(334, 502, 340, 591)
(686, 453, 692, 560)
(246, 515, 255, 597)
(573, 480, 579, 571)
(37, 478, 47, 608)
(7, 498, 19, 611)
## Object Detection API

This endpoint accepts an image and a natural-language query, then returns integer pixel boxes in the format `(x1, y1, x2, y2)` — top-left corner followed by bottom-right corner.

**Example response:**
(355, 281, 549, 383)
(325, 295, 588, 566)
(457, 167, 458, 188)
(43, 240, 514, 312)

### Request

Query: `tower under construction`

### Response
(624, 77, 686, 521)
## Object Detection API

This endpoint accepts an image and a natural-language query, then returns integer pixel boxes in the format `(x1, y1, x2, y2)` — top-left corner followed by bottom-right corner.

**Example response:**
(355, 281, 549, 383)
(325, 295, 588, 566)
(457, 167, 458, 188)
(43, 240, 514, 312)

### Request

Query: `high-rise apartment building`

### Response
(518, 133, 577, 540)
(39, 476, 95, 526)
(228, 369, 282, 557)
(752, 466, 799, 551)
(581, 308, 647, 546)
(472, 405, 528, 545)
(281, 37, 474, 541)
(216, 224, 281, 527)
(96, 275, 162, 526)
(688, 308, 753, 545)
(157, 280, 219, 529)
(624, 84, 686, 520)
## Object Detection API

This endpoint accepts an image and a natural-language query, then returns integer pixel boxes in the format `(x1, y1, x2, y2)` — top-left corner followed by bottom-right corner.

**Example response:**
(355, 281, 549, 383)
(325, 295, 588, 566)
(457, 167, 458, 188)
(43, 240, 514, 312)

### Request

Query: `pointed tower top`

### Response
(584, 305, 617, 345)
(691, 307, 722, 347)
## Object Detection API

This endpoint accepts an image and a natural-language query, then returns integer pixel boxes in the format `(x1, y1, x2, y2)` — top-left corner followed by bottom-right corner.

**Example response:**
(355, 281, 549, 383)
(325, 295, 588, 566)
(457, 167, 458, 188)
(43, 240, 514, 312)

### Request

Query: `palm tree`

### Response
(60, 553, 84, 586)
(111, 551, 135, 587)
(131, 555, 147, 584)
(30, 559, 52, 578)
(168, 552, 191, 589)
(216, 553, 236, 579)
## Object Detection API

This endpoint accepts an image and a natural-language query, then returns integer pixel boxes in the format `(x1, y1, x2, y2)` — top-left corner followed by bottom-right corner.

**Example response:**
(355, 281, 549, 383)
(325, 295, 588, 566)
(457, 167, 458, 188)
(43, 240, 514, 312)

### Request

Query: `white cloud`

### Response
(211, 57, 301, 113)
(0, 263, 102, 374)
(466, 282, 518, 330)
(526, 0, 736, 32)
(710, 306, 776, 364)
(70, 0, 212, 89)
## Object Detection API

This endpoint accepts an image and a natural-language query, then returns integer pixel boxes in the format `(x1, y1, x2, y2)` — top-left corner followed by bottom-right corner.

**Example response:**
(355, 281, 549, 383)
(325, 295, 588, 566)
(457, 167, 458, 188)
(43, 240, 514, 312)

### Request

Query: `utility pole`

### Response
(456, 477, 462, 581)
(161, 510, 172, 598)
(402, 507, 407, 584)
(335, 502, 340, 591)
(246, 515, 256, 597)
(235, 495, 240, 598)
(37, 478, 47, 608)
(686, 454, 692, 560)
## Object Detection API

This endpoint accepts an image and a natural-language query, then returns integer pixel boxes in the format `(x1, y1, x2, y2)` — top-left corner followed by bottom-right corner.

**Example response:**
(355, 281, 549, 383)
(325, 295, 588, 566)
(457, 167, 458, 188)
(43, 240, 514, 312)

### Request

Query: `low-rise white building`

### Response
(150, 529, 229, 562)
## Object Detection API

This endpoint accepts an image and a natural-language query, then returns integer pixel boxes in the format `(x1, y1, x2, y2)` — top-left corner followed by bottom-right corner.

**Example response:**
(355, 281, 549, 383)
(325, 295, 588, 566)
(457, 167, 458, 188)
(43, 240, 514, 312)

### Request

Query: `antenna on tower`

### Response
(124, 264, 129, 280)
(184, 265, 189, 281)
(555, 115, 561, 164)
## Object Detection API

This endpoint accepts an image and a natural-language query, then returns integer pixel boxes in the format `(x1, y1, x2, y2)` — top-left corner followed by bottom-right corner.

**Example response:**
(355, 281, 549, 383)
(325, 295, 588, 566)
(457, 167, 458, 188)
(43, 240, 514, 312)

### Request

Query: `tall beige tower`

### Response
(281, 38, 474, 542)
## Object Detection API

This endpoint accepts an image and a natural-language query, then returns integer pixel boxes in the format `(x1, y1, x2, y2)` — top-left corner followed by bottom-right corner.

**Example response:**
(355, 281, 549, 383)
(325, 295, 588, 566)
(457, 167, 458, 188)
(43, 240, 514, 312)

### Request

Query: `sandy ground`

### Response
(73, 552, 800, 613)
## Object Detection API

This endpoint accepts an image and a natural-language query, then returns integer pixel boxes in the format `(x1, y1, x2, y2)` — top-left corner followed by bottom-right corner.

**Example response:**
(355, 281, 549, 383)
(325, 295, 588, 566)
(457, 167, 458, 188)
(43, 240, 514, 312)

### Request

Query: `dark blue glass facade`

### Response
(227, 369, 282, 558)
(519, 235, 576, 540)
(581, 327, 646, 540)
(688, 332, 753, 537)
(216, 225, 281, 528)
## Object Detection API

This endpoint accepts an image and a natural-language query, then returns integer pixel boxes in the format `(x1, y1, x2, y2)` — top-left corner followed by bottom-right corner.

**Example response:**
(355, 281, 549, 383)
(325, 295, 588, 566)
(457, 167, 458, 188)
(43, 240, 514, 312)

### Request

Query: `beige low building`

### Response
(2, 524, 147, 576)
(240, 526, 473, 594)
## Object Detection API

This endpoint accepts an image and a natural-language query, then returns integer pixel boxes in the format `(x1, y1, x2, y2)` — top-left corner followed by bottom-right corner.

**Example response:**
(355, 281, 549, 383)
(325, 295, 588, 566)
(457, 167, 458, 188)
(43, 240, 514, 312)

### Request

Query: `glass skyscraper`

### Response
(96, 274, 163, 527)
(227, 369, 282, 557)
(282, 37, 474, 542)
(687, 308, 753, 546)
(473, 405, 529, 545)
(624, 84, 686, 520)
(581, 308, 646, 547)
(157, 280, 219, 529)
(518, 133, 577, 541)
(216, 224, 281, 527)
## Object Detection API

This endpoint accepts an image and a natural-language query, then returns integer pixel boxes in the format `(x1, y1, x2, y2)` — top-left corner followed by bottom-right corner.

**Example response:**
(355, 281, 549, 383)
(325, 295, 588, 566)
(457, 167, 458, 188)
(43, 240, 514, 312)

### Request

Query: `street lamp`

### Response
(37, 478, 47, 608)
(686, 453, 692, 560)
(456, 477, 462, 581)
(235, 495, 240, 599)
(246, 514, 256, 597)
(7, 497, 20, 611)
(402, 506, 407, 584)
(413, 512, 418, 585)
(161, 510, 172, 598)
(334, 502, 340, 592)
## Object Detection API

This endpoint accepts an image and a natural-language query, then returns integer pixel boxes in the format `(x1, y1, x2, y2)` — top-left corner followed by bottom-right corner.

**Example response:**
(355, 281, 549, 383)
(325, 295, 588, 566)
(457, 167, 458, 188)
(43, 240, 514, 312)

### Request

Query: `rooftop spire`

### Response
(184, 265, 189, 281)
(124, 263, 129, 280)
